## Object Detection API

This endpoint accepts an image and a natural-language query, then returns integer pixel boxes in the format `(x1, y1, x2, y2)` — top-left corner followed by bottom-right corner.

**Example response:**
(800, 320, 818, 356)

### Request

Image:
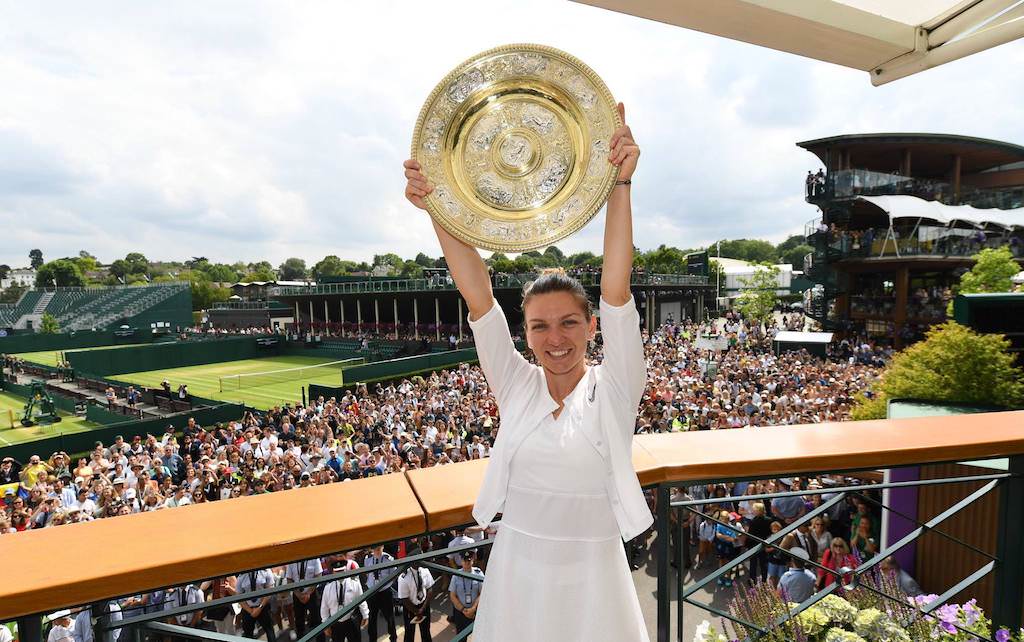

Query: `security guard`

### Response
(320, 561, 369, 642)
(364, 544, 399, 642)
(285, 558, 324, 642)
(448, 551, 484, 638)
(236, 568, 277, 642)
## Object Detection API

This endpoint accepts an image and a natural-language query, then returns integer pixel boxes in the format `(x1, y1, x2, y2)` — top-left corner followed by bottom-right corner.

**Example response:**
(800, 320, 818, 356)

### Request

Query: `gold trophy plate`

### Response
(412, 44, 620, 252)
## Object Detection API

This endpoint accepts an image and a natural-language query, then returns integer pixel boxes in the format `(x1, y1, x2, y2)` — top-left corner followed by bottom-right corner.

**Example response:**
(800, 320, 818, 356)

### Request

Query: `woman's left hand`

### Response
(609, 102, 639, 180)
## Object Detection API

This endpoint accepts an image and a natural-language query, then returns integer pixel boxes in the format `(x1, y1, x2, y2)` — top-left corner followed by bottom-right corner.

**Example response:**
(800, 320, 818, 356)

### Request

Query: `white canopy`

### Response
(573, 0, 1024, 84)
(856, 195, 1024, 229)
(774, 331, 834, 344)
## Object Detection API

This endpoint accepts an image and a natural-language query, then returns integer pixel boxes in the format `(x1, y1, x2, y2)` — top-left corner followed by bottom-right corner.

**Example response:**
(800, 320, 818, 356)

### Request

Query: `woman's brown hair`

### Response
(521, 268, 592, 319)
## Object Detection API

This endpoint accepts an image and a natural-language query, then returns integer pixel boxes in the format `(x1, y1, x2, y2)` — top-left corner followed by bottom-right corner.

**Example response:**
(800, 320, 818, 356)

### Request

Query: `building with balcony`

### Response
(798, 133, 1024, 346)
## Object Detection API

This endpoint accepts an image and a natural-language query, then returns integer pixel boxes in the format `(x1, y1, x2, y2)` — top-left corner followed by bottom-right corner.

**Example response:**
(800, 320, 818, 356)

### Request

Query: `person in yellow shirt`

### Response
(20, 455, 51, 488)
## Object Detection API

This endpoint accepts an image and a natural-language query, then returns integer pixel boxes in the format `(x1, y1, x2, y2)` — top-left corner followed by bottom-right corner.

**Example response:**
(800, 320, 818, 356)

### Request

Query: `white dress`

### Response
(471, 378, 650, 641)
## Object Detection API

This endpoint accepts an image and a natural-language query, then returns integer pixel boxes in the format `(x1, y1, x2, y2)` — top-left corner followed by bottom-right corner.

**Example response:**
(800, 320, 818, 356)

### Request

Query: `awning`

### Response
(573, 0, 1024, 85)
(774, 331, 834, 344)
(856, 194, 1024, 229)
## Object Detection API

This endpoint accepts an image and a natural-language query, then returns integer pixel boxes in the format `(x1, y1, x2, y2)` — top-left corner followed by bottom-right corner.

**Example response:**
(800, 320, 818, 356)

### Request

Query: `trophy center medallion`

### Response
(492, 128, 542, 178)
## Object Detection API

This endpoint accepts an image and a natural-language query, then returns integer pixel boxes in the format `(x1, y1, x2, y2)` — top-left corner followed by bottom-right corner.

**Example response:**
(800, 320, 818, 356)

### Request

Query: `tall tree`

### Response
(414, 252, 435, 268)
(278, 258, 308, 280)
(735, 263, 780, 323)
(124, 252, 149, 276)
(542, 245, 565, 265)
(642, 244, 689, 274)
(35, 260, 85, 287)
(717, 239, 778, 264)
(29, 249, 44, 269)
(312, 255, 356, 280)
(780, 244, 814, 269)
(0, 264, 9, 280)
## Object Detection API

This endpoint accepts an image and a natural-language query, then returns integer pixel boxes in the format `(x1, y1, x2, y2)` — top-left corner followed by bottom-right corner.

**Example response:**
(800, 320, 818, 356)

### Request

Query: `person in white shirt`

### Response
(46, 611, 75, 642)
(236, 569, 277, 642)
(363, 545, 399, 642)
(320, 563, 369, 642)
(284, 558, 324, 641)
(396, 549, 435, 642)
(404, 106, 648, 641)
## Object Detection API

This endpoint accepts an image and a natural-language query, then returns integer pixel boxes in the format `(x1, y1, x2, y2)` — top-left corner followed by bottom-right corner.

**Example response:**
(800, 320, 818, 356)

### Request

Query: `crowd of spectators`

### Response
(2, 307, 896, 640)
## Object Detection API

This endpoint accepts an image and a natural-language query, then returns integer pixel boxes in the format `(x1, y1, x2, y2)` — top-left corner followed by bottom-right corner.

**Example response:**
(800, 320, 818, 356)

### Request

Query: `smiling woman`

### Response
(402, 101, 652, 641)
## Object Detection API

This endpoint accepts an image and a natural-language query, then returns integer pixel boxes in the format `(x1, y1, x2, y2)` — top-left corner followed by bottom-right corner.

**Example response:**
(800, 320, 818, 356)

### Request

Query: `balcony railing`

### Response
(807, 169, 1024, 210)
(807, 225, 1024, 260)
(272, 273, 709, 297)
(2, 411, 1021, 642)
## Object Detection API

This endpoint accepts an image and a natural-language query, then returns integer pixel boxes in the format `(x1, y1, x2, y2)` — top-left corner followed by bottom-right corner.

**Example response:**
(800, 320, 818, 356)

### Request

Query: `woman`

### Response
(714, 509, 741, 587)
(402, 102, 649, 640)
(818, 537, 859, 592)
(811, 516, 833, 563)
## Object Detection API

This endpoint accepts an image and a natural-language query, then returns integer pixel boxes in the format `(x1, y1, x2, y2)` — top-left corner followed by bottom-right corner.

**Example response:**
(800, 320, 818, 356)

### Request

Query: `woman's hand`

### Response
(609, 102, 639, 180)
(403, 159, 432, 211)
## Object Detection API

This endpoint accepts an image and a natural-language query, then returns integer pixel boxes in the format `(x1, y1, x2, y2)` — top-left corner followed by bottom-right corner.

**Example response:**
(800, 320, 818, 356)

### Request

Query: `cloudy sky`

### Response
(2, 1, 1023, 270)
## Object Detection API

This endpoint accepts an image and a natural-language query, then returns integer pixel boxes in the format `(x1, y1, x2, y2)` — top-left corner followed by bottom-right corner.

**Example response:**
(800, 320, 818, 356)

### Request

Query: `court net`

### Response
(219, 358, 363, 392)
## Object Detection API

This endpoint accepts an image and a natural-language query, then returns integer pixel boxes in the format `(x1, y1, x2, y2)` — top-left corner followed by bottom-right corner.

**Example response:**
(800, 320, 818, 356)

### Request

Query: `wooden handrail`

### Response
(1, 410, 1022, 621)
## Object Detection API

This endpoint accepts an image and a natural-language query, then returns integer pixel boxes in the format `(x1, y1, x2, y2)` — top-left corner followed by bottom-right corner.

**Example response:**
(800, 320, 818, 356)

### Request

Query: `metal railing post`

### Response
(657, 483, 671, 642)
(994, 454, 1024, 631)
(15, 616, 42, 642)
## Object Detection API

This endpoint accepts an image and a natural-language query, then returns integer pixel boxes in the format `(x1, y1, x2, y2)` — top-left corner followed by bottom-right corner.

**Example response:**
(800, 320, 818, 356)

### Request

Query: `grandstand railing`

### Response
(1, 411, 1021, 641)
(210, 300, 293, 310)
(271, 273, 710, 297)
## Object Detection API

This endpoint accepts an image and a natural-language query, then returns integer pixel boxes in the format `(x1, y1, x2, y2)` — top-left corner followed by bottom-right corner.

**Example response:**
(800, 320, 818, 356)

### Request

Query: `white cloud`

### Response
(0, 0, 1022, 269)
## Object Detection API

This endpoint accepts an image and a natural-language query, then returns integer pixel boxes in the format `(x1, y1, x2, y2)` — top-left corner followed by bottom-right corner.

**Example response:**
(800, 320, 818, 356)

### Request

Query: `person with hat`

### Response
(0, 457, 20, 485)
(46, 609, 75, 642)
(448, 550, 484, 638)
(396, 541, 436, 642)
(363, 544, 399, 642)
(318, 559, 367, 641)
(777, 547, 816, 602)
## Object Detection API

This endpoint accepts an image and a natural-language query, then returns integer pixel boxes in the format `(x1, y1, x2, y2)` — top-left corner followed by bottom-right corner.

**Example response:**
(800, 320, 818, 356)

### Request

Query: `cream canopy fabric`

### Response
(573, 0, 1024, 84)
(857, 194, 1024, 229)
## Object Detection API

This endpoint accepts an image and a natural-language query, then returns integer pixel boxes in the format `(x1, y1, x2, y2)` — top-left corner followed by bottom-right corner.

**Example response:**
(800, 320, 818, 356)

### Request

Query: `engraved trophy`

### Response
(411, 44, 621, 252)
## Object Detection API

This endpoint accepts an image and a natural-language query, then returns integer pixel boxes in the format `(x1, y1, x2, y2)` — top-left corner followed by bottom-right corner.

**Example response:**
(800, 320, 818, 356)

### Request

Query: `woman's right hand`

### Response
(403, 159, 432, 210)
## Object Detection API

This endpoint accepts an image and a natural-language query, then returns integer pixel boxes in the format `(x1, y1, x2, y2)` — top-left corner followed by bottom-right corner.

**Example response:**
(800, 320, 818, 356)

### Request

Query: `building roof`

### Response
(797, 133, 1024, 174)
(572, 0, 1024, 85)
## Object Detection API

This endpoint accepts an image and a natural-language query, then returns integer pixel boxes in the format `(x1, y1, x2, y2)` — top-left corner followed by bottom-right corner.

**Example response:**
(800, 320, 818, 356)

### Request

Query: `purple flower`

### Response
(995, 629, 1010, 642)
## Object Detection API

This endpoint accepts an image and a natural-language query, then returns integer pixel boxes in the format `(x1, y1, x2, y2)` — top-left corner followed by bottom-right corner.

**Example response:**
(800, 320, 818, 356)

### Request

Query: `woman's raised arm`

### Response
(403, 159, 494, 320)
(601, 102, 639, 306)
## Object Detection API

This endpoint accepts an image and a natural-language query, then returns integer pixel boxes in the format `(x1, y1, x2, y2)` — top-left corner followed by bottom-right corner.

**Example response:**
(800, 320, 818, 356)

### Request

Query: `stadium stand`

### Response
(0, 283, 191, 332)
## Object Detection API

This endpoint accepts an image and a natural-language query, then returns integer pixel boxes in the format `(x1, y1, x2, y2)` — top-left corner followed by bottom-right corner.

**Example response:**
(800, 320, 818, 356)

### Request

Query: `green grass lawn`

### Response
(14, 342, 151, 367)
(109, 355, 358, 410)
(0, 392, 99, 447)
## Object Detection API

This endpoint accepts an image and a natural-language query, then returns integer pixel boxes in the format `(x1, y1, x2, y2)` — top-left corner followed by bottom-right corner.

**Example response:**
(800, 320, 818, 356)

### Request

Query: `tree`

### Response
(642, 244, 689, 274)
(29, 249, 44, 269)
(312, 255, 357, 280)
(278, 258, 308, 280)
(73, 251, 98, 276)
(735, 263, 780, 323)
(780, 244, 813, 269)
(204, 263, 239, 283)
(0, 285, 27, 304)
(414, 252, 435, 268)
(542, 245, 565, 266)
(775, 234, 806, 256)
(958, 246, 1020, 294)
(708, 259, 725, 293)
(567, 251, 596, 266)
(717, 239, 778, 264)
(400, 260, 424, 278)
(108, 259, 131, 280)
(35, 260, 84, 287)
(39, 313, 60, 334)
(372, 253, 404, 276)
(852, 321, 1024, 419)
(0, 264, 9, 280)
(511, 255, 536, 273)
(190, 280, 231, 311)
(124, 252, 149, 276)
(488, 253, 515, 273)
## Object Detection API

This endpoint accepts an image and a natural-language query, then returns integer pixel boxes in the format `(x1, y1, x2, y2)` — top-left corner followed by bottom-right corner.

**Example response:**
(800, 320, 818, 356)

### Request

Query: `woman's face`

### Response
(524, 291, 595, 378)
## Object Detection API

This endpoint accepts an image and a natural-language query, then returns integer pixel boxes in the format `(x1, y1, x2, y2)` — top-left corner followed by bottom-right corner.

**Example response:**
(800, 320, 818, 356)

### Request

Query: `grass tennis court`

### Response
(14, 343, 151, 367)
(0, 392, 99, 447)
(109, 355, 358, 410)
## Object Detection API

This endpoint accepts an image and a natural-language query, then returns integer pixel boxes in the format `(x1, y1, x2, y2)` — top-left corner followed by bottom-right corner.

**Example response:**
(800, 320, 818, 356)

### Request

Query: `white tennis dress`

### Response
(469, 301, 650, 641)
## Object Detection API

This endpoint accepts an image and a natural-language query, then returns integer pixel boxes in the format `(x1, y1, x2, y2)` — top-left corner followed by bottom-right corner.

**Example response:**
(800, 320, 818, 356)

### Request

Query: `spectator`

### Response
(818, 537, 859, 592)
(777, 547, 816, 602)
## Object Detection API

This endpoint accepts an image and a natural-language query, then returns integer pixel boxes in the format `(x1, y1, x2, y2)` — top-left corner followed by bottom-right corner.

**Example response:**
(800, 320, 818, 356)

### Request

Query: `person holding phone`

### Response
(402, 102, 650, 640)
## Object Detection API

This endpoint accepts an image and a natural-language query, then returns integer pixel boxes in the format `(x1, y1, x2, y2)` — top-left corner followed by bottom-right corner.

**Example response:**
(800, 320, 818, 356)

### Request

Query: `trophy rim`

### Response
(410, 43, 621, 253)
